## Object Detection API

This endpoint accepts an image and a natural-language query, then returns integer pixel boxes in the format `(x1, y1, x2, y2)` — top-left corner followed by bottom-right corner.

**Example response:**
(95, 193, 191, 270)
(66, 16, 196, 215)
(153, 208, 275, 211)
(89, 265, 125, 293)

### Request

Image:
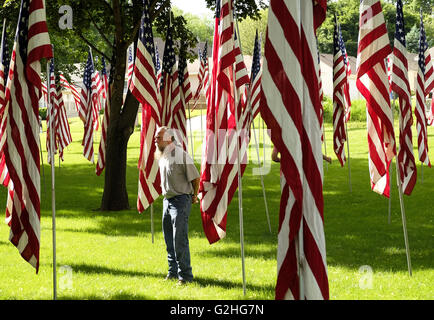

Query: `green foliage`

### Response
(39, 108, 47, 121)
(317, 0, 433, 57)
(238, 9, 268, 56)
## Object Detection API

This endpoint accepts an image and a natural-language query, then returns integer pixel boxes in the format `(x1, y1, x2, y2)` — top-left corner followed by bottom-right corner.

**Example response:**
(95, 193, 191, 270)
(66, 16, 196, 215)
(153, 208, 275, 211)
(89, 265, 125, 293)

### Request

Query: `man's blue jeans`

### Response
(162, 194, 193, 281)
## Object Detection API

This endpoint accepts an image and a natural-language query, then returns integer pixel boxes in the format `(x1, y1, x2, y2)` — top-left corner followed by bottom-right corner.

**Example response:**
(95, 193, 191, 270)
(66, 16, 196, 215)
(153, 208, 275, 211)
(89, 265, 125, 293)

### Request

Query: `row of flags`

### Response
(1, 0, 433, 302)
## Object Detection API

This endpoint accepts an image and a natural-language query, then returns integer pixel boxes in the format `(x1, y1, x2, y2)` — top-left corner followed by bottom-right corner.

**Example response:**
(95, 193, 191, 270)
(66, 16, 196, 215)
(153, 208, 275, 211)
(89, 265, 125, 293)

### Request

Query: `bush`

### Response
(39, 107, 47, 120)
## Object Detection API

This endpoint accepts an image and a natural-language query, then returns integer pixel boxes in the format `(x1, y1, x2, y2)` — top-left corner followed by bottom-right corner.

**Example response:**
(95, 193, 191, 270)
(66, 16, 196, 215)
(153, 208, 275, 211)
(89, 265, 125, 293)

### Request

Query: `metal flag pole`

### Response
(323, 125, 328, 172)
(388, 97, 397, 224)
(246, 83, 271, 233)
(395, 154, 412, 276)
(421, 162, 423, 183)
(234, 7, 246, 296)
(187, 102, 194, 158)
(393, 105, 412, 276)
(47, 60, 57, 300)
(345, 120, 352, 192)
(252, 120, 271, 233)
(150, 203, 154, 244)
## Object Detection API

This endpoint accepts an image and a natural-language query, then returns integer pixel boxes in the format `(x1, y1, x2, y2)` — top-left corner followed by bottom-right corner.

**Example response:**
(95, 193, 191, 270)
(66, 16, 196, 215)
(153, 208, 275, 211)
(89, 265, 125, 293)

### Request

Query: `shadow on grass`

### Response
(67, 262, 274, 293)
(3, 154, 432, 274)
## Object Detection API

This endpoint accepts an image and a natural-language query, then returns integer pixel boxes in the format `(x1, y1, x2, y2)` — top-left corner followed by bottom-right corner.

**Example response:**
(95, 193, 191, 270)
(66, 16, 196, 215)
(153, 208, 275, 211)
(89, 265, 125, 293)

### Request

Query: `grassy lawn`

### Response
(0, 114, 433, 300)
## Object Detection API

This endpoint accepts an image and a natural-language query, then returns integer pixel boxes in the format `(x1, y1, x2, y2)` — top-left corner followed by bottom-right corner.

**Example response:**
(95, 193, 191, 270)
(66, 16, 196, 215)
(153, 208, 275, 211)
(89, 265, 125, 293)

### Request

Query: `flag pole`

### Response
(345, 120, 351, 192)
(395, 154, 412, 276)
(392, 103, 412, 276)
(247, 86, 271, 233)
(47, 60, 57, 300)
(323, 125, 328, 172)
(150, 203, 154, 244)
(187, 102, 194, 158)
(388, 97, 397, 224)
(234, 7, 246, 296)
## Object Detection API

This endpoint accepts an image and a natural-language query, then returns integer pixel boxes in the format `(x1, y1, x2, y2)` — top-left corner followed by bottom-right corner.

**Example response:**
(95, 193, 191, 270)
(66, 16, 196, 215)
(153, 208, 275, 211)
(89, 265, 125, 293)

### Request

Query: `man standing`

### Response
(155, 126, 200, 285)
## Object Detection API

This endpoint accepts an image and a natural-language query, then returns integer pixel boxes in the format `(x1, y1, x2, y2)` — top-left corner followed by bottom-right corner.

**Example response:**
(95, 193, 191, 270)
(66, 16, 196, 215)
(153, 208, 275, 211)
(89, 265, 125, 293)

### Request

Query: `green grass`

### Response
(0, 115, 433, 300)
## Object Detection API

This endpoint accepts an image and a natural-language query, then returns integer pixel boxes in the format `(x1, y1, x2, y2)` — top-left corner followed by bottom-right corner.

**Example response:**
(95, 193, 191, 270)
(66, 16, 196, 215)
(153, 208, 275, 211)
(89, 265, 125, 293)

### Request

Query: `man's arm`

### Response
(191, 178, 200, 204)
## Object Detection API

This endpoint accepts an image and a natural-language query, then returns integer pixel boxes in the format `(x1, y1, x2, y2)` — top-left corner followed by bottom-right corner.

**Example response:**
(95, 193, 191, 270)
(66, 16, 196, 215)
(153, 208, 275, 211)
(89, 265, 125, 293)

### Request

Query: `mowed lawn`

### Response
(0, 115, 433, 300)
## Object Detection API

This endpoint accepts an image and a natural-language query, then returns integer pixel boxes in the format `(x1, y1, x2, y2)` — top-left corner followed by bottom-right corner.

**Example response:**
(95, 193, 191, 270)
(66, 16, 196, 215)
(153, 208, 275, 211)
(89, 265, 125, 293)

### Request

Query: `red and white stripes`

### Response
(260, 0, 328, 300)
(2, 0, 53, 272)
(356, 0, 395, 197)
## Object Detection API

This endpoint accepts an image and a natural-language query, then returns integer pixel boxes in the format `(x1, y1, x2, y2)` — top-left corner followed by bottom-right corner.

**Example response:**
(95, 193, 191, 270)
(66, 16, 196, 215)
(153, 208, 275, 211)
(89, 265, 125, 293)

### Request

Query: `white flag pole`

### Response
(388, 97, 397, 224)
(150, 203, 154, 244)
(234, 7, 246, 296)
(393, 102, 412, 276)
(187, 101, 194, 159)
(345, 120, 352, 192)
(323, 125, 328, 172)
(47, 60, 57, 300)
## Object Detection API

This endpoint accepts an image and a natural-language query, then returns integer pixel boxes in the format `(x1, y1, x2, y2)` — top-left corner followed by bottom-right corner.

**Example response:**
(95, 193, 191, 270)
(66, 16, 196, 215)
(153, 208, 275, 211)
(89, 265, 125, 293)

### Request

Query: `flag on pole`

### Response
(2, 0, 52, 272)
(155, 45, 162, 93)
(199, 0, 250, 244)
(59, 72, 82, 122)
(0, 20, 11, 188)
(160, 19, 181, 128)
(332, 17, 347, 167)
(356, 0, 396, 197)
(316, 39, 325, 142)
(81, 51, 96, 163)
(0, 20, 10, 111)
(46, 58, 57, 163)
(129, 0, 162, 212)
(55, 83, 72, 161)
(415, 11, 431, 166)
(174, 43, 190, 150)
(96, 57, 109, 176)
(391, 0, 417, 195)
(126, 43, 134, 92)
(248, 30, 262, 120)
(178, 46, 192, 105)
(337, 22, 352, 122)
(259, 0, 329, 300)
(194, 46, 204, 100)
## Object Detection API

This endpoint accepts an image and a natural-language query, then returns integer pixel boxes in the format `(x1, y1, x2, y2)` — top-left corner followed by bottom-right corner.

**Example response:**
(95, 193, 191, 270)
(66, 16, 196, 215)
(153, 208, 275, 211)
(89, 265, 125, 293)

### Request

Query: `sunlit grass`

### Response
(0, 115, 433, 300)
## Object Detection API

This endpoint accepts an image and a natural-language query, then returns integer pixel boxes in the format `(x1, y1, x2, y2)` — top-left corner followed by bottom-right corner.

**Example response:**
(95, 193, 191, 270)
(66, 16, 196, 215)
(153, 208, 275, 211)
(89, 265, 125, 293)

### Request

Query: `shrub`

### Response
(39, 107, 47, 120)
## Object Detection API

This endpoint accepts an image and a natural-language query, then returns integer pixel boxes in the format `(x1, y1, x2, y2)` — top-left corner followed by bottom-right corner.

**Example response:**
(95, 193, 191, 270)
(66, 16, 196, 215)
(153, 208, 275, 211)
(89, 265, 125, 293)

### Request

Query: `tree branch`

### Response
(150, 0, 171, 21)
(77, 31, 111, 62)
(86, 9, 114, 50)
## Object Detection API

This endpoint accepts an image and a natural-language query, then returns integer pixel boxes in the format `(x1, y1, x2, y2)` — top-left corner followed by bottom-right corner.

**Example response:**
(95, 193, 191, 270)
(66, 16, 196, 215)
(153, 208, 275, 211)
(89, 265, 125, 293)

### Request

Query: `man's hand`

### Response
(192, 194, 199, 204)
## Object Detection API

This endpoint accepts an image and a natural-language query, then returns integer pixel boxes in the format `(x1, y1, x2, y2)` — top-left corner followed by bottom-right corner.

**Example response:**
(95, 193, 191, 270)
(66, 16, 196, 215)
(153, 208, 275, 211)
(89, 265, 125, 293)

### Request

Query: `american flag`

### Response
(199, 0, 251, 244)
(2, 0, 52, 272)
(193, 43, 210, 112)
(126, 43, 134, 93)
(259, 0, 329, 300)
(415, 11, 431, 166)
(55, 83, 72, 161)
(178, 46, 192, 104)
(174, 45, 190, 150)
(160, 20, 181, 128)
(317, 40, 324, 142)
(356, 0, 396, 198)
(155, 45, 162, 93)
(248, 30, 262, 120)
(337, 22, 352, 122)
(0, 20, 10, 188)
(81, 51, 96, 163)
(129, 0, 161, 125)
(96, 57, 109, 176)
(391, 0, 417, 195)
(193, 46, 204, 100)
(59, 72, 82, 122)
(0, 20, 10, 111)
(46, 57, 57, 163)
(332, 17, 347, 167)
(129, 0, 162, 212)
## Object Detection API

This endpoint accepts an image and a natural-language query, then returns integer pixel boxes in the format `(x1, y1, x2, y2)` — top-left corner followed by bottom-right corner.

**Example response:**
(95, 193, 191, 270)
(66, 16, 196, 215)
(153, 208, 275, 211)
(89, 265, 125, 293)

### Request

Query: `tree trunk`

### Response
(100, 91, 140, 211)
